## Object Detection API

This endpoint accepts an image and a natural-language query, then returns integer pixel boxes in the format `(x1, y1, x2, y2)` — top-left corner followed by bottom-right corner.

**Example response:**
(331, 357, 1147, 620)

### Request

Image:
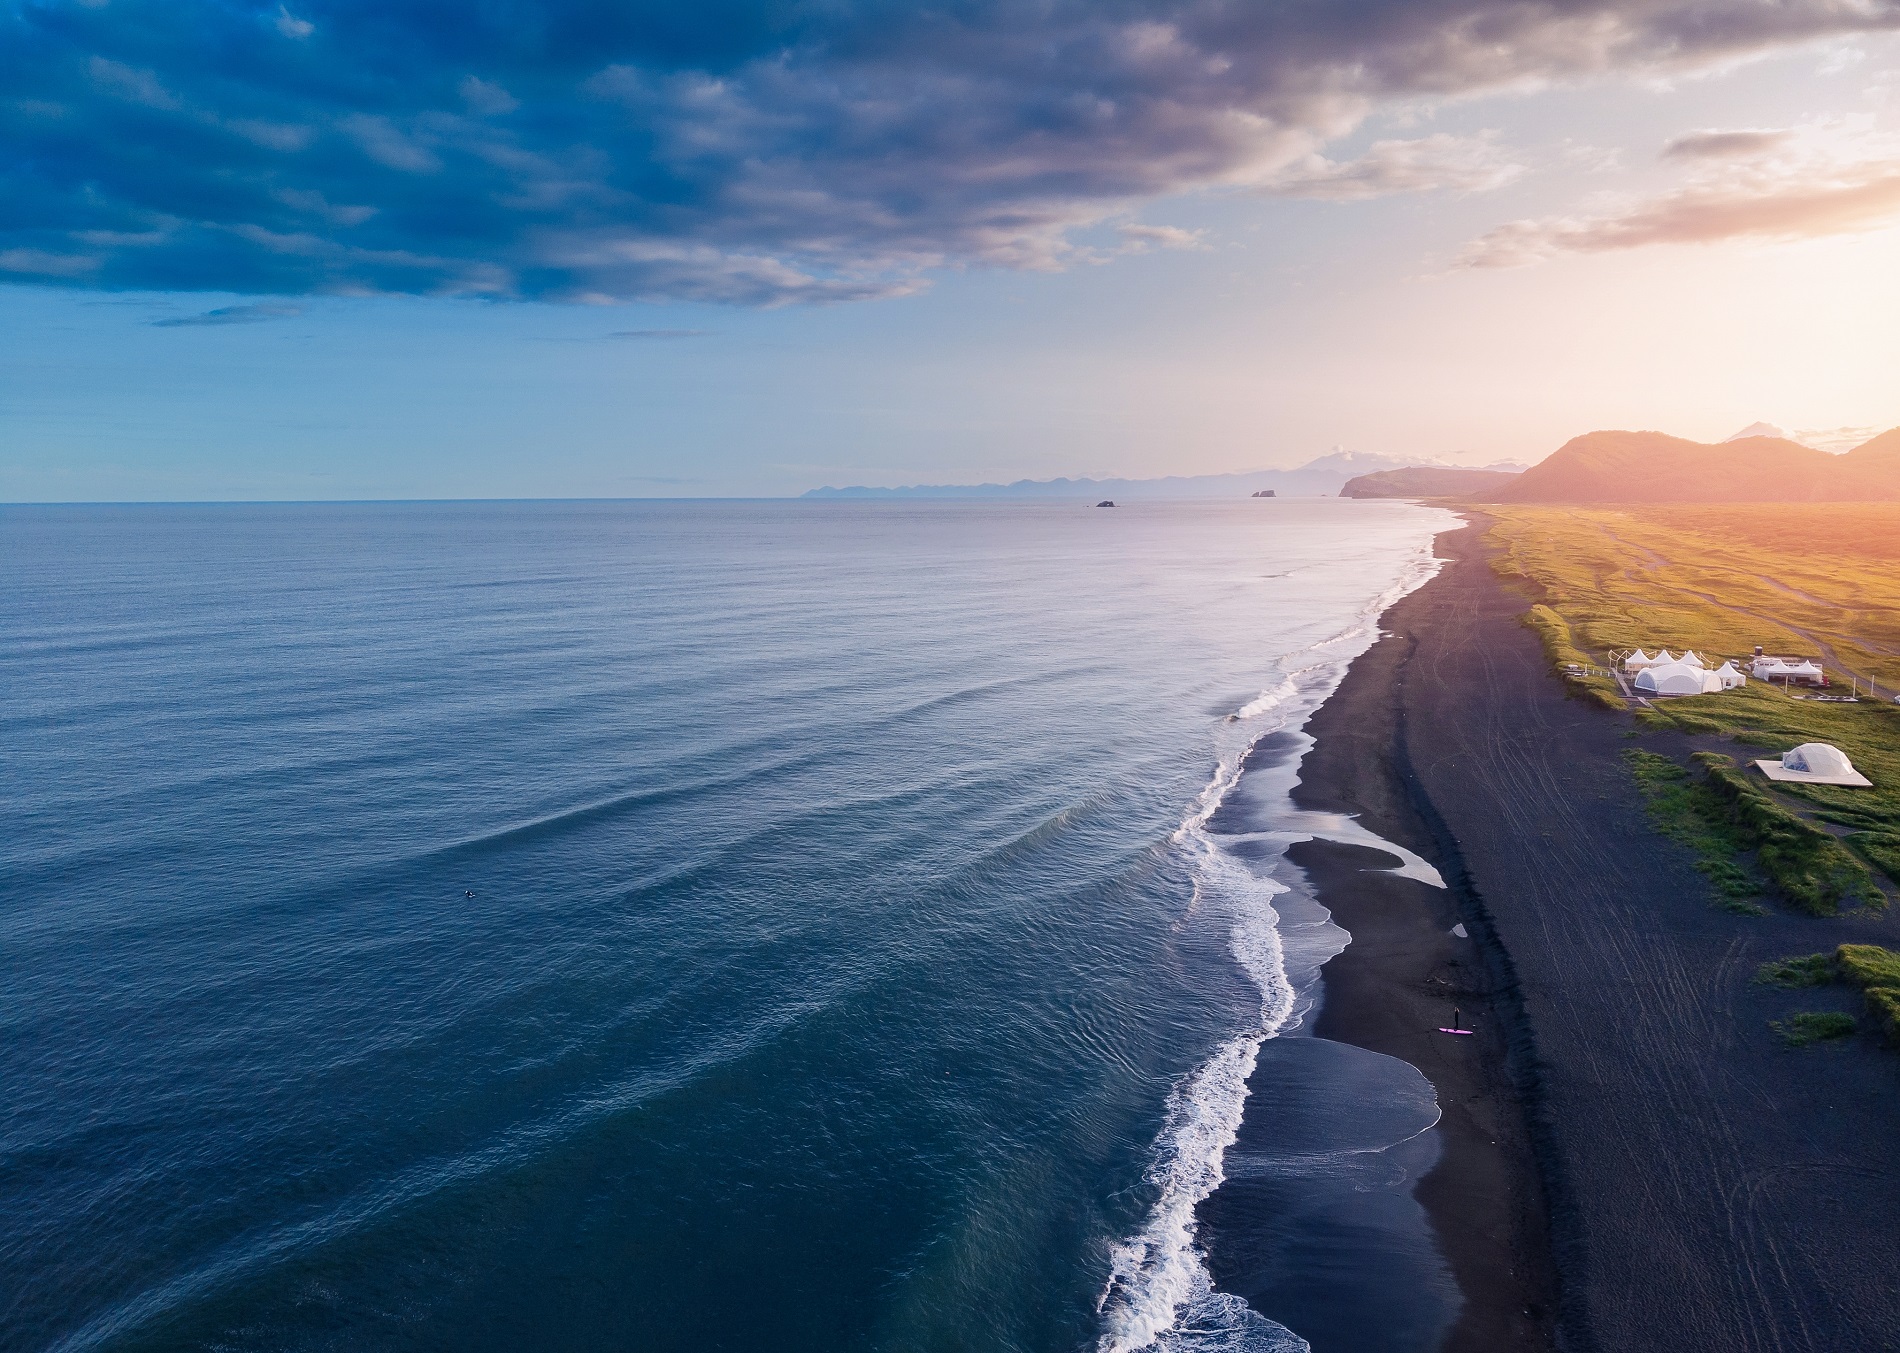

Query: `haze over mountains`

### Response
(802, 452, 1530, 501)
(802, 423, 1900, 504)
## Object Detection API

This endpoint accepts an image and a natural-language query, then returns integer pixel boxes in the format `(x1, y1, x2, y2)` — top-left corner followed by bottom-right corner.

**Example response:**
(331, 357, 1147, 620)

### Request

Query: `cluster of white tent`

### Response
(1750, 655, 1825, 684)
(1622, 648, 1747, 696)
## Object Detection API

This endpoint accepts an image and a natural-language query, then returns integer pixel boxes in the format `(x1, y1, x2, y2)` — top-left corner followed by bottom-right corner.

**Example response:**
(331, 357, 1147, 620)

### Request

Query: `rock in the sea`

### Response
(1095, 500, 1116, 508)
(1251, 489, 1276, 498)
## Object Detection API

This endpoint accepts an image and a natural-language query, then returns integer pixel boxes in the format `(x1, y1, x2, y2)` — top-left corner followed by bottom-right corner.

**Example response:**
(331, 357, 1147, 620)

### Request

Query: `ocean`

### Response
(1, 498, 1457, 1353)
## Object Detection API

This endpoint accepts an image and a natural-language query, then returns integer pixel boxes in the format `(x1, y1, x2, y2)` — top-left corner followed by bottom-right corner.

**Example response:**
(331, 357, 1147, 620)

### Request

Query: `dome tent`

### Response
(1787, 744, 1852, 775)
(1756, 742, 1873, 787)
(1634, 661, 1709, 696)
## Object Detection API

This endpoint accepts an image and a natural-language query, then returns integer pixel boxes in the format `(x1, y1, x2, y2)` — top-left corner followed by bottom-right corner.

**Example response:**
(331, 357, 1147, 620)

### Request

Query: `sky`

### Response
(5, 0, 1900, 500)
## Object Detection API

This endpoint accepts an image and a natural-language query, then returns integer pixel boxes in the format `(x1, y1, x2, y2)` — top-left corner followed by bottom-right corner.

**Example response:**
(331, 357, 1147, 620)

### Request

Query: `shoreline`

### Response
(1198, 514, 1559, 1353)
(1204, 509, 1900, 1352)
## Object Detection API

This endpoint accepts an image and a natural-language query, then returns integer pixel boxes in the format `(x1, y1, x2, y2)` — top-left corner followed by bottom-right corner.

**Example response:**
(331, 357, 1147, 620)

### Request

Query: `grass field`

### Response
(1485, 504, 1900, 909)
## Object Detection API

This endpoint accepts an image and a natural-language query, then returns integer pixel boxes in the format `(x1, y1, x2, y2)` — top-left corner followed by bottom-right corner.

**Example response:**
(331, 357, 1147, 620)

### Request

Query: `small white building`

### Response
(1756, 743, 1872, 787)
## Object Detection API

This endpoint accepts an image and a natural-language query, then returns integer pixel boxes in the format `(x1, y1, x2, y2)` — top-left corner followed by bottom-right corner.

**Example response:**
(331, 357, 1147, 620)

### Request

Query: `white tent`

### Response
(1679, 650, 1706, 668)
(1624, 648, 1653, 672)
(1635, 661, 1709, 696)
(1757, 742, 1872, 787)
(1752, 657, 1791, 679)
(1787, 661, 1823, 682)
(1654, 649, 1677, 665)
(1712, 661, 1746, 690)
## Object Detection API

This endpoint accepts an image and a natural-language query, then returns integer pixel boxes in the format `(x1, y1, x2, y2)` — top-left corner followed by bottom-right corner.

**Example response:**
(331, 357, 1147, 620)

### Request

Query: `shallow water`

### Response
(1, 498, 1453, 1352)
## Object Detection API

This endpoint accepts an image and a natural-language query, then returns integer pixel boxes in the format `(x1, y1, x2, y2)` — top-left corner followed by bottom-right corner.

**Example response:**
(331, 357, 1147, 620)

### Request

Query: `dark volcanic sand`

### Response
(1201, 515, 1900, 1353)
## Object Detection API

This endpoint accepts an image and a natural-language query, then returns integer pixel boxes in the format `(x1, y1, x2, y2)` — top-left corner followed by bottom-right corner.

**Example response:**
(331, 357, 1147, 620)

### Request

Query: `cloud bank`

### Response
(1461, 127, 1900, 266)
(5, 0, 1898, 304)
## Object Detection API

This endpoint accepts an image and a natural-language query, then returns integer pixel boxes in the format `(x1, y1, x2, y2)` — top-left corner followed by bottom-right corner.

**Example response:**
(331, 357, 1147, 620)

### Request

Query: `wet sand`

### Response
(1202, 514, 1900, 1351)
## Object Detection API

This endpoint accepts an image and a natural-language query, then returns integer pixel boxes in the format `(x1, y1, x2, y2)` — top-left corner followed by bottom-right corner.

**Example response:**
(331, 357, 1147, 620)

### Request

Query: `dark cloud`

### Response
(150, 301, 306, 325)
(1662, 128, 1797, 160)
(4, 0, 1898, 304)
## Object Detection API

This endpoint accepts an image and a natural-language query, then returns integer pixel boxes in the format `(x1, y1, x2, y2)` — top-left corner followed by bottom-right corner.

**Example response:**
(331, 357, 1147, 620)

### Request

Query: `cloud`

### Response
(1264, 132, 1524, 201)
(1795, 424, 1882, 453)
(1460, 135, 1900, 266)
(1115, 224, 1208, 253)
(1662, 128, 1796, 160)
(4, 0, 1900, 304)
(275, 7, 314, 41)
(608, 328, 708, 338)
(151, 301, 306, 326)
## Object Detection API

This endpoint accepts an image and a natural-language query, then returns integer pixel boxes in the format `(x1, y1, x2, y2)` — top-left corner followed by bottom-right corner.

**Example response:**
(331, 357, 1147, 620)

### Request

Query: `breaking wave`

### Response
(1095, 529, 1449, 1353)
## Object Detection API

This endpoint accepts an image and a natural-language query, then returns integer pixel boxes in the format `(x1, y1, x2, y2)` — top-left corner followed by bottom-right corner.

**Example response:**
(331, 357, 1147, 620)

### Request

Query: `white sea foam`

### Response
(1098, 716, 1307, 1353)
(1236, 677, 1298, 721)
(1096, 522, 1453, 1353)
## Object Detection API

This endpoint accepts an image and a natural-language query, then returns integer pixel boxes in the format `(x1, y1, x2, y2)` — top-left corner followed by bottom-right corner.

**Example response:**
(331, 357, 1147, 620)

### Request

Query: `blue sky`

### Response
(5, 0, 1900, 499)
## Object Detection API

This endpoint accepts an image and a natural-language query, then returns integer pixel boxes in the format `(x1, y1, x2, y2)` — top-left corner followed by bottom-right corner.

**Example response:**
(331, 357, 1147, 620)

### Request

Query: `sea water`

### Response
(0, 499, 1455, 1353)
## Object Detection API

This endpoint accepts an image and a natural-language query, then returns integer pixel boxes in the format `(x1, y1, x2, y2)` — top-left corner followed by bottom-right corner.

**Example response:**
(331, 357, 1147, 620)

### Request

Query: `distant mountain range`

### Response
(1341, 466, 1522, 499)
(801, 452, 1532, 501)
(1488, 426, 1900, 502)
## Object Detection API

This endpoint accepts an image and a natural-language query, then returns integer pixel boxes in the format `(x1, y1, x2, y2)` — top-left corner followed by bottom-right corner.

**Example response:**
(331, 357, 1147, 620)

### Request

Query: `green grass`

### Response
(1621, 749, 1880, 915)
(1755, 953, 1834, 987)
(1866, 989, 1900, 1048)
(1754, 944, 1900, 1047)
(1847, 831, 1900, 887)
(1772, 1011, 1858, 1047)
(1836, 943, 1900, 990)
(1694, 755, 1880, 915)
(1837, 946, 1900, 1047)
(1623, 749, 1767, 913)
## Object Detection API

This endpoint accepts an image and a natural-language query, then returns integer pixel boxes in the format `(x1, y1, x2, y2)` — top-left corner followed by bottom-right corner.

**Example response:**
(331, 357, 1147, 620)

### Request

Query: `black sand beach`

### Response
(1203, 515, 1900, 1351)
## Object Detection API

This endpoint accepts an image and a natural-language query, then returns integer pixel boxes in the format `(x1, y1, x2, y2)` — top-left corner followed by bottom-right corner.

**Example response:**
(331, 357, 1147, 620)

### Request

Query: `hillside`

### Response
(1491, 428, 1900, 503)
(1340, 466, 1521, 498)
